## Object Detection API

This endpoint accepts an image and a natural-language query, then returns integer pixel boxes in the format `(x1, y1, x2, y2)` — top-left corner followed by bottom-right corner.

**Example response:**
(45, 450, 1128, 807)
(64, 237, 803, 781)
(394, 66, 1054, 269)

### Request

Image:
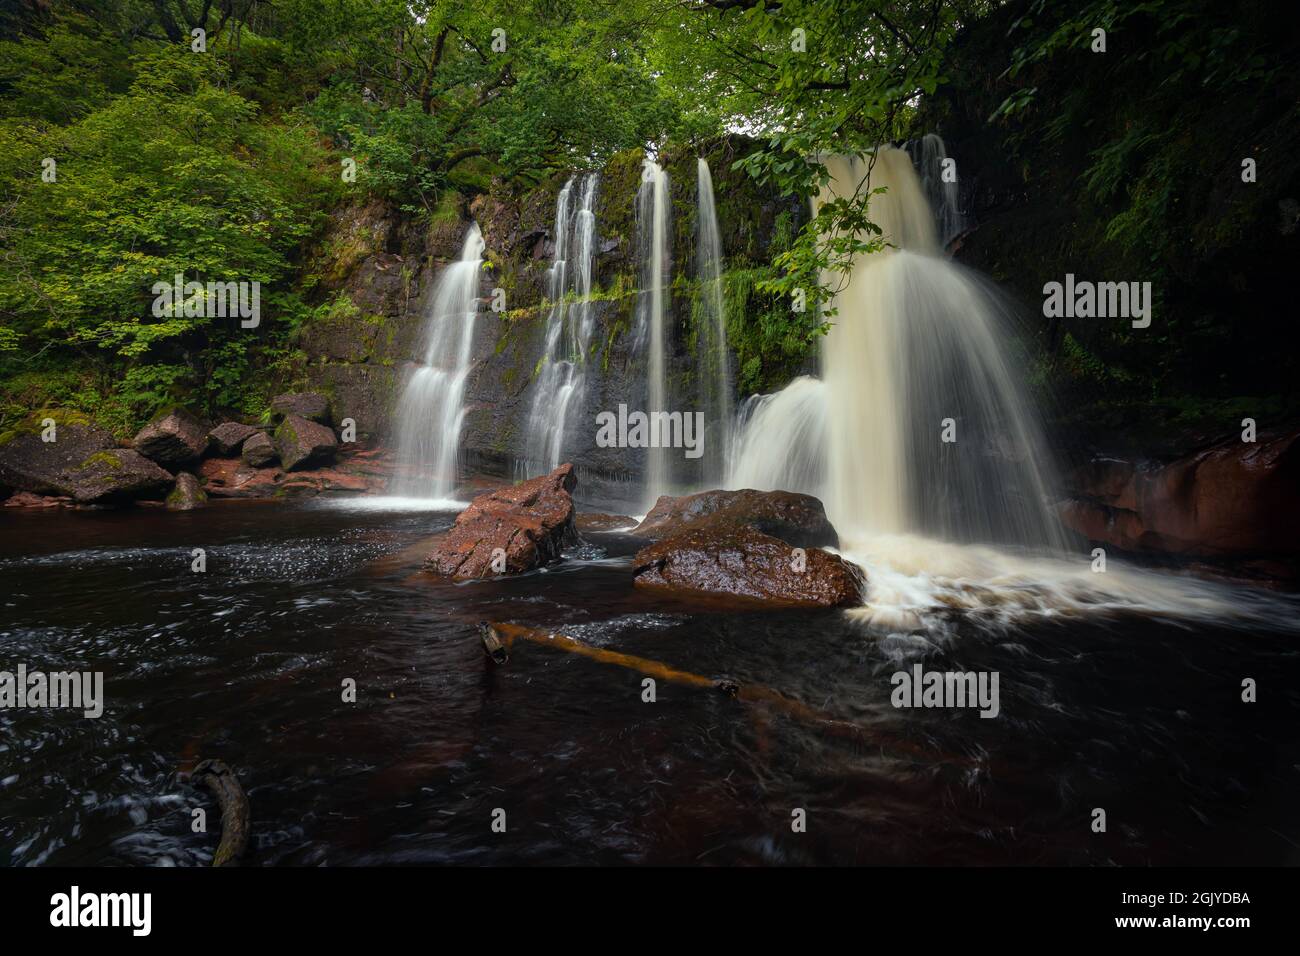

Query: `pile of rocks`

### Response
(0, 392, 376, 509)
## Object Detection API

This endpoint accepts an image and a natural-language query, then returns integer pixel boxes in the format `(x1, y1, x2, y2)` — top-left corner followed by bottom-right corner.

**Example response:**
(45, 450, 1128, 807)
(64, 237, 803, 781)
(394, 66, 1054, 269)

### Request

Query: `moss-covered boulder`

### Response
(0, 410, 116, 497)
(165, 471, 208, 510)
(274, 413, 338, 471)
(63, 449, 174, 504)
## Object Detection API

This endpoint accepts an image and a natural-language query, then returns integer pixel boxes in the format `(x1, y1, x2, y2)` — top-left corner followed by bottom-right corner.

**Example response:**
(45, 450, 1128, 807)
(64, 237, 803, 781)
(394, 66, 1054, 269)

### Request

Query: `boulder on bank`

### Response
(270, 392, 332, 425)
(132, 408, 209, 467)
(166, 471, 207, 510)
(632, 488, 840, 549)
(241, 431, 278, 467)
(426, 463, 577, 579)
(274, 414, 337, 471)
(198, 457, 283, 498)
(61, 449, 175, 504)
(632, 524, 863, 608)
(207, 422, 259, 456)
(0, 412, 116, 496)
(1060, 427, 1300, 558)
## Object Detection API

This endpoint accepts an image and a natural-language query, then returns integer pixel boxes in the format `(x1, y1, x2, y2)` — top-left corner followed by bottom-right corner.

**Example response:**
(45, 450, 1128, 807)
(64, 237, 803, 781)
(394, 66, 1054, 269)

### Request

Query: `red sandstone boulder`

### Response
(1060, 428, 1300, 557)
(198, 457, 283, 498)
(632, 524, 862, 608)
(426, 463, 578, 579)
(132, 408, 208, 467)
(630, 488, 861, 607)
(632, 488, 839, 548)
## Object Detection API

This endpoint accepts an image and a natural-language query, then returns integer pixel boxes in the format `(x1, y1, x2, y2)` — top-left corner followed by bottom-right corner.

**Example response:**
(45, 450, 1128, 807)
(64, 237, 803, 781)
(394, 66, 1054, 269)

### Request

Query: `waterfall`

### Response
(728, 146, 1063, 553)
(635, 158, 672, 507)
(909, 133, 967, 248)
(522, 173, 599, 477)
(695, 158, 734, 487)
(390, 224, 485, 500)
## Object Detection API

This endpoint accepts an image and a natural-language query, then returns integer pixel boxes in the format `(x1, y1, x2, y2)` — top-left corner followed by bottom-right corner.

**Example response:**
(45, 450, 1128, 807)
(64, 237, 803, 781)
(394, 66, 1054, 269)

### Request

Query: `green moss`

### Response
(78, 450, 123, 472)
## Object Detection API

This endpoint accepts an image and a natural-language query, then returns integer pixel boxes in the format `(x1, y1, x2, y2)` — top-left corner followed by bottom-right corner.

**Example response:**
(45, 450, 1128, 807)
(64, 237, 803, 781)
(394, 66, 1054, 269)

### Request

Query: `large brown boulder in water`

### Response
(132, 408, 209, 467)
(630, 488, 861, 607)
(632, 488, 839, 548)
(427, 463, 578, 579)
(1060, 428, 1300, 558)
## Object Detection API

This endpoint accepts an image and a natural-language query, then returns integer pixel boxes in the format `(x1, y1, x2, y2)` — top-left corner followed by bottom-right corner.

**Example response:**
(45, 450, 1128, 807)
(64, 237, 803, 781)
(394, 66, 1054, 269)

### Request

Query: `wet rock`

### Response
(207, 422, 259, 456)
(0, 412, 117, 496)
(1060, 428, 1300, 557)
(576, 512, 640, 533)
(241, 431, 278, 468)
(270, 392, 333, 426)
(4, 491, 71, 508)
(166, 471, 207, 510)
(632, 488, 839, 548)
(278, 468, 375, 496)
(274, 414, 339, 471)
(198, 458, 283, 498)
(132, 408, 209, 467)
(632, 524, 863, 608)
(426, 463, 578, 579)
(60, 449, 175, 504)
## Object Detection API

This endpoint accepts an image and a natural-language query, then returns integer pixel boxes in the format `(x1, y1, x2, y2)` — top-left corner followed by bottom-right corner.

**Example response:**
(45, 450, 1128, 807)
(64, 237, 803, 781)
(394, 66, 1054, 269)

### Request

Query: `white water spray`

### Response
(390, 224, 485, 500)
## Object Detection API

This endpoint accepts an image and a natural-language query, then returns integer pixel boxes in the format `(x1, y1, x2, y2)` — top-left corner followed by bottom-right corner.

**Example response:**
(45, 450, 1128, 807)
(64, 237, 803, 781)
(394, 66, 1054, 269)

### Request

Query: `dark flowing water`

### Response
(2, 500, 1299, 866)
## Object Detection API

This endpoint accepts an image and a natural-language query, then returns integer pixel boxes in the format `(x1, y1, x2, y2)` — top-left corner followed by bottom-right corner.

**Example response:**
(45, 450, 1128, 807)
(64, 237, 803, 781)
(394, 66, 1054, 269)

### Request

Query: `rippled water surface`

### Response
(2, 500, 1299, 865)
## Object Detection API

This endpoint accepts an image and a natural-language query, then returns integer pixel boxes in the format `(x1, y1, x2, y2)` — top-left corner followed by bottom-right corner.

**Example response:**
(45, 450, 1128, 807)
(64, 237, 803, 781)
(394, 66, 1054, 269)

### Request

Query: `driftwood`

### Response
(479, 621, 970, 764)
(191, 758, 250, 867)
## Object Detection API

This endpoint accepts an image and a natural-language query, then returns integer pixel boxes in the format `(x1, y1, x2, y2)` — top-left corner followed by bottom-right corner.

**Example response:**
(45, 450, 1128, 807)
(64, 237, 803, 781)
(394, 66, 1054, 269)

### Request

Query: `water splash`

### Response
(522, 173, 599, 476)
(390, 224, 485, 499)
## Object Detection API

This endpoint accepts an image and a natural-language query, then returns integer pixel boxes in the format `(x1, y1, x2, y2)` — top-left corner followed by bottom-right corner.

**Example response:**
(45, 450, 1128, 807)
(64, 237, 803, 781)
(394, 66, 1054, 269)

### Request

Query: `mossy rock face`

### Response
(0, 408, 94, 448)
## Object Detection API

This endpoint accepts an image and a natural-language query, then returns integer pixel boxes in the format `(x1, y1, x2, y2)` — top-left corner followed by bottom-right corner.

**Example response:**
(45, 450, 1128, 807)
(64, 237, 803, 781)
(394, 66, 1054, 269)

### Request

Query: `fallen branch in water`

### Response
(191, 758, 250, 867)
(478, 621, 964, 763)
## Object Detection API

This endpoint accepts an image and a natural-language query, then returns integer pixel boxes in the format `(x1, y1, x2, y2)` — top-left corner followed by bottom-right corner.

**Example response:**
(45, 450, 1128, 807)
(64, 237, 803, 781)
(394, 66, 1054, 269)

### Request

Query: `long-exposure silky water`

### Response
(728, 144, 1296, 632)
(388, 224, 485, 505)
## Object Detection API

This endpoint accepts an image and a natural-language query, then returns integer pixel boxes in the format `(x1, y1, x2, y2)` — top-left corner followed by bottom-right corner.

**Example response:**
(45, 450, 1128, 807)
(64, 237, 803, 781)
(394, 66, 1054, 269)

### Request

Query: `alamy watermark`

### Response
(890, 664, 1000, 718)
(1042, 274, 1151, 329)
(151, 273, 261, 328)
(0, 664, 103, 718)
(595, 404, 705, 459)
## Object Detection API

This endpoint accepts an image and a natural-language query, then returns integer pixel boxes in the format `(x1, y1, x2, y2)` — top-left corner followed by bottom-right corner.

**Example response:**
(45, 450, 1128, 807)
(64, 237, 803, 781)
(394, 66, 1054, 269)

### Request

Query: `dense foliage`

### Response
(1, 0, 1295, 437)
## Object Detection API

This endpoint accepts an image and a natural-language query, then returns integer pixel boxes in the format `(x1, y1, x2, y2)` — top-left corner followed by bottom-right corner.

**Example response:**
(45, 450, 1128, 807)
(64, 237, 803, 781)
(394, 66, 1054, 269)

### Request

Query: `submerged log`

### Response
(478, 622, 964, 763)
(191, 758, 250, 867)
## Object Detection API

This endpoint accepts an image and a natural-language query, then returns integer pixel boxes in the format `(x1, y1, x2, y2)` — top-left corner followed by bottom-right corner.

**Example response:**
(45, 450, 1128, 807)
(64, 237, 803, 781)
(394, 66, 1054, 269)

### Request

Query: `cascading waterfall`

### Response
(635, 158, 672, 507)
(390, 224, 485, 501)
(522, 173, 598, 476)
(908, 133, 967, 248)
(695, 158, 734, 486)
(730, 147, 1062, 552)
